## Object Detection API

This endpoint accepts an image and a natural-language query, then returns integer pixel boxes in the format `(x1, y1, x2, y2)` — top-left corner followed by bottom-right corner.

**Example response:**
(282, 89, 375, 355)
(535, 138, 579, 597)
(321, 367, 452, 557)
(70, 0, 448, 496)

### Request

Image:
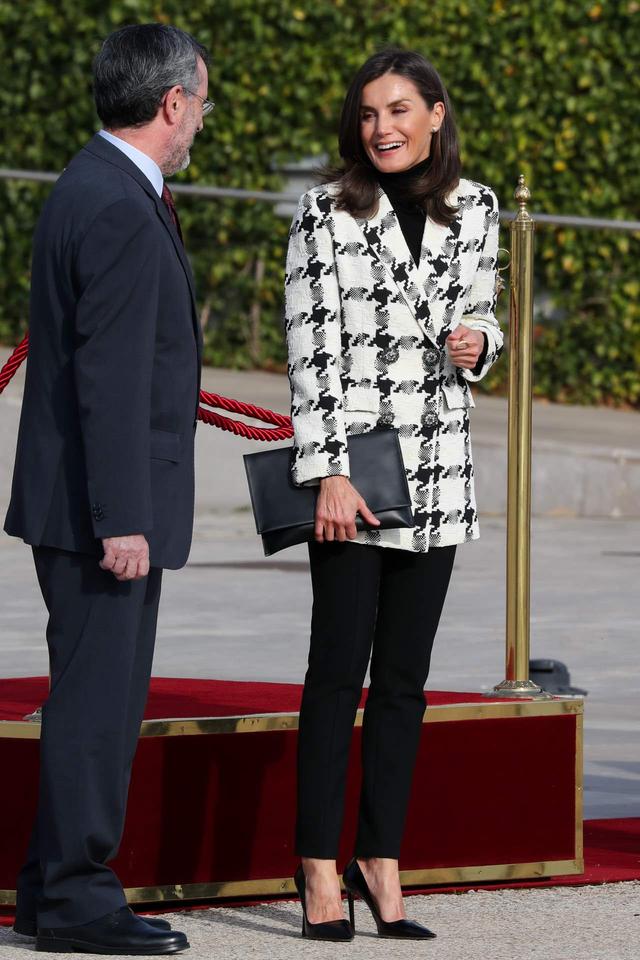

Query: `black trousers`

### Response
(16, 546, 162, 928)
(296, 540, 456, 859)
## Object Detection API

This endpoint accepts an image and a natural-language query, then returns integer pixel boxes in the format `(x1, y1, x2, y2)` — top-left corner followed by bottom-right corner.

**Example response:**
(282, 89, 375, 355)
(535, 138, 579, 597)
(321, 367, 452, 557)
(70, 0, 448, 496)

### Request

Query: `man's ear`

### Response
(162, 85, 183, 125)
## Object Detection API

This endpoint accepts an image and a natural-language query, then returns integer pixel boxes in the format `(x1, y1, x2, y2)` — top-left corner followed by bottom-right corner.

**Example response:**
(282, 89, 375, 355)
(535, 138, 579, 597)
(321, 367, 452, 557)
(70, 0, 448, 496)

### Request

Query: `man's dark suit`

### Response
(4, 133, 201, 927)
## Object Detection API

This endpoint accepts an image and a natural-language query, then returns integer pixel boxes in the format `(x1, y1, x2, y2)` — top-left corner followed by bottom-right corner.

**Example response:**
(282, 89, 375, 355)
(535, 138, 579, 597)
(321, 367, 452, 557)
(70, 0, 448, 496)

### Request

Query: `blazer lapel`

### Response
(359, 184, 463, 347)
(155, 195, 203, 357)
(83, 135, 203, 359)
(359, 190, 422, 310)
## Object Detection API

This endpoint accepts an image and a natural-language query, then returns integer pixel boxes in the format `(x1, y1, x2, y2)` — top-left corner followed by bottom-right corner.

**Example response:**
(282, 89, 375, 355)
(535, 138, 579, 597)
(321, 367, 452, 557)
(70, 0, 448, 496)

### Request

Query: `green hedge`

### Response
(1, 0, 639, 405)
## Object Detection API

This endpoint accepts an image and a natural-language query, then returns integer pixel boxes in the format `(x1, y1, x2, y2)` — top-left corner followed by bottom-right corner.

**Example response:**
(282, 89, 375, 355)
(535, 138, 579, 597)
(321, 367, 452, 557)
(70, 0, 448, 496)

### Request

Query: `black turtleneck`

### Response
(375, 156, 431, 265)
(375, 155, 488, 373)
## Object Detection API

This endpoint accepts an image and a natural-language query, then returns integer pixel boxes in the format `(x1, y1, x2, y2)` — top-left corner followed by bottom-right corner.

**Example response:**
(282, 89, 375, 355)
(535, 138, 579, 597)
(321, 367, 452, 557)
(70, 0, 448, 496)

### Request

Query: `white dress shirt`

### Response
(98, 129, 163, 197)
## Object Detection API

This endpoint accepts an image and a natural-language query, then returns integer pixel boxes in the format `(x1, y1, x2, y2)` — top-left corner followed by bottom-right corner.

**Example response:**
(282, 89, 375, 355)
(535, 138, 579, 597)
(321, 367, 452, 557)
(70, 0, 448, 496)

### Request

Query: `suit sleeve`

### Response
(73, 198, 160, 539)
(460, 188, 504, 383)
(284, 190, 350, 486)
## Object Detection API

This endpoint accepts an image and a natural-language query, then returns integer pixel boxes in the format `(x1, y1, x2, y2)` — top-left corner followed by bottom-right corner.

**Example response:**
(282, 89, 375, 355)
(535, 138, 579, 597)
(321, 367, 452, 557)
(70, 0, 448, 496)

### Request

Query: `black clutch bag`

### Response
(243, 428, 414, 556)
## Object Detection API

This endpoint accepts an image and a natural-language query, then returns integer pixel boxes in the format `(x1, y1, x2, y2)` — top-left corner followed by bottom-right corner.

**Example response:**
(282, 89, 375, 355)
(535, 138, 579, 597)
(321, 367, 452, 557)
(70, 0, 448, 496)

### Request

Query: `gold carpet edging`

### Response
(0, 858, 585, 907)
(122, 858, 585, 903)
(0, 698, 584, 907)
(0, 696, 583, 740)
(575, 710, 584, 863)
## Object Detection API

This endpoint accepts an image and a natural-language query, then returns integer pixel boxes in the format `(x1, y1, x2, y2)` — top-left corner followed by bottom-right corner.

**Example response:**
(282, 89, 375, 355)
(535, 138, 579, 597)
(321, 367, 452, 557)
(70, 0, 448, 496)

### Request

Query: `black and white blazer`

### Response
(284, 177, 503, 553)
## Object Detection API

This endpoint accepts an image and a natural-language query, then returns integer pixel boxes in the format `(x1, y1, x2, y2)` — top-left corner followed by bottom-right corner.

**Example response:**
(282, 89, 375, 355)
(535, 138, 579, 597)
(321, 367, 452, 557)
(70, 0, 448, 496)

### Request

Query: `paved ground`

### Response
(1, 360, 639, 958)
(2, 509, 638, 820)
(2, 353, 640, 519)
(2, 881, 639, 959)
(1, 363, 639, 819)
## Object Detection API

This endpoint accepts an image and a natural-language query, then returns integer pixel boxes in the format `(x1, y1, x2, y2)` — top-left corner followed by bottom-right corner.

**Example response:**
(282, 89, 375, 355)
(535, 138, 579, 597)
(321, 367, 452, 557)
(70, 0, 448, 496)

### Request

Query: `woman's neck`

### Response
(375, 155, 432, 187)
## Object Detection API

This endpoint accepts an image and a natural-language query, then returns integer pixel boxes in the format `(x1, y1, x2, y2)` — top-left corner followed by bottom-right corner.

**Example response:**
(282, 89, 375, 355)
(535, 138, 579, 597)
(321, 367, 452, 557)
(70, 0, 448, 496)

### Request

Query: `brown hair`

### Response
(323, 47, 461, 225)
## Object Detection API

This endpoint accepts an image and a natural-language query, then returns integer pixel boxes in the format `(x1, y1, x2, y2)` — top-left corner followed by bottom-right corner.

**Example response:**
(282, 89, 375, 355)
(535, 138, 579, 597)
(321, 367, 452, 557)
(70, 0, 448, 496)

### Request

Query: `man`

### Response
(5, 23, 211, 955)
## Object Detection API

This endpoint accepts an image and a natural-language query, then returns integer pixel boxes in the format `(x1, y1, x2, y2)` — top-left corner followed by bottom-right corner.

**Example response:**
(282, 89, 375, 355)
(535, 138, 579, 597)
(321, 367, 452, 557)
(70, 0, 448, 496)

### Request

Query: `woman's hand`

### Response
(445, 324, 485, 370)
(315, 476, 380, 543)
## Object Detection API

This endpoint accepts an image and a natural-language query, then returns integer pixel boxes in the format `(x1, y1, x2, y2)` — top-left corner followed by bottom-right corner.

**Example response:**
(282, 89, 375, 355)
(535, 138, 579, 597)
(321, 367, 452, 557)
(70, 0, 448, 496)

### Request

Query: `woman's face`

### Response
(359, 72, 444, 173)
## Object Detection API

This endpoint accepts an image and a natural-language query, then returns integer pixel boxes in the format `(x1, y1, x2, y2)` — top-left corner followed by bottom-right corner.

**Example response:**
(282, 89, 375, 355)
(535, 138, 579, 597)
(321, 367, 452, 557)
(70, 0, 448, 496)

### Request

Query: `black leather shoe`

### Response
(15, 907, 171, 938)
(137, 913, 172, 931)
(343, 857, 436, 940)
(294, 865, 353, 942)
(36, 905, 189, 954)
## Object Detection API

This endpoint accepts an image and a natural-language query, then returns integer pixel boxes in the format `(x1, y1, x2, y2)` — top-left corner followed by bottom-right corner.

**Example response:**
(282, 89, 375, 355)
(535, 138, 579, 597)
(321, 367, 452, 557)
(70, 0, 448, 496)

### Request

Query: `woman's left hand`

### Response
(445, 324, 485, 370)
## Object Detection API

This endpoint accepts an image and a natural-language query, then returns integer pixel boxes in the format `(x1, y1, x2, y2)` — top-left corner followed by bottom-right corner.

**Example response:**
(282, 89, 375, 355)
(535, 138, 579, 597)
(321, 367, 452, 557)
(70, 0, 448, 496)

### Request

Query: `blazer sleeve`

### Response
(460, 188, 504, 383)
(284, 189, 350, 486)
(73, 198, 160, 539)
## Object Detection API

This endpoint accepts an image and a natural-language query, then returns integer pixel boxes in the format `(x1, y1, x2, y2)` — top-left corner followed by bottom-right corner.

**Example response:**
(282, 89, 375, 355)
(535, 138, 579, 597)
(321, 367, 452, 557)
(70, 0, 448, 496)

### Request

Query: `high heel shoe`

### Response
(343, 857, 436, 940)
(293, 865, 354, 942)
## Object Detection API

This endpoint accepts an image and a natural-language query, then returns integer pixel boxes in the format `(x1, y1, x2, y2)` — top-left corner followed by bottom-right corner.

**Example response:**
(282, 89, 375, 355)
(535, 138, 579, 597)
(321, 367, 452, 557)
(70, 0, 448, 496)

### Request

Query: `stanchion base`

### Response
(488, 680, 554, 700)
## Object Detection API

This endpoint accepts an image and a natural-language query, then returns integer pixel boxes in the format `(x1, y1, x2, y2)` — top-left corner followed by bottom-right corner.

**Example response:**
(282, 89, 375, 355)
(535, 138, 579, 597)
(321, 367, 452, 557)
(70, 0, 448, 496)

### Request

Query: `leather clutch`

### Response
(243, 428, 414, 556)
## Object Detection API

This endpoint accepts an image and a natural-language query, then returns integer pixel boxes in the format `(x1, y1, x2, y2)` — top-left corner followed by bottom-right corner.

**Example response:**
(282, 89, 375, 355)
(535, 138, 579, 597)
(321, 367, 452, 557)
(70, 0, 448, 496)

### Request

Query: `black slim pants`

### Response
(16, 546, 162, 929)
(296, 540, 456, 860)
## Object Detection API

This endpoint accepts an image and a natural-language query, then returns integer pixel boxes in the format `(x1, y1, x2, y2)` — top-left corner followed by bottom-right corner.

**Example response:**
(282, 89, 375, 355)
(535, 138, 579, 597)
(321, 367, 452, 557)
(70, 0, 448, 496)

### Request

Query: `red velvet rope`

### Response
(0, 333, 293, 442)
(0, 333, 29, 395)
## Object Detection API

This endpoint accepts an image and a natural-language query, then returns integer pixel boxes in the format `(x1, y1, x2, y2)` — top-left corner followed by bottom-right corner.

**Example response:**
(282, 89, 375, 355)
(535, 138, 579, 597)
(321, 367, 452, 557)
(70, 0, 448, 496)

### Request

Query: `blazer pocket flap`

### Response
(343, 385, 380, 413)
(441, 381, 475, 410)
(150, 429, 182, 462)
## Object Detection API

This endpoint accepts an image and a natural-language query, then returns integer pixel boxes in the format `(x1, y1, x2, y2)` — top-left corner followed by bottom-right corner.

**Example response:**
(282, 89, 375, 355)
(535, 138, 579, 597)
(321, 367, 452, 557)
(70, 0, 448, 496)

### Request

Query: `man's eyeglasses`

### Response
(183, 88, 215, 116)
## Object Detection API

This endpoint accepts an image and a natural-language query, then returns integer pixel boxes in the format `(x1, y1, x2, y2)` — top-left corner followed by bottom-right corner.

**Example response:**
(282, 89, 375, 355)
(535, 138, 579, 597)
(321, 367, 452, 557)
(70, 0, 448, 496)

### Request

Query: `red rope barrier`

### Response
(198, 406, 293, 440)
(0, 334, 294, 442)
(199, 390, 292, 428)
(0, 333, 29, 395)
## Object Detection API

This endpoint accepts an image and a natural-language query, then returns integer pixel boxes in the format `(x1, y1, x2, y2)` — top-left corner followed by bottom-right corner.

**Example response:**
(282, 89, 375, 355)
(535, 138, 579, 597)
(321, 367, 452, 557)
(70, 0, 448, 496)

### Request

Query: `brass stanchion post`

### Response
(492, 175, 551, 699)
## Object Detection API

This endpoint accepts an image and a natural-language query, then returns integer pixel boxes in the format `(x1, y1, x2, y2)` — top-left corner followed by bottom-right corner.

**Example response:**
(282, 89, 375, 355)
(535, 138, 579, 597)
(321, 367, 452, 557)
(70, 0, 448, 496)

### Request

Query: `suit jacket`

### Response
(4, 134, 202, 569)
(284, 177, 503, 553)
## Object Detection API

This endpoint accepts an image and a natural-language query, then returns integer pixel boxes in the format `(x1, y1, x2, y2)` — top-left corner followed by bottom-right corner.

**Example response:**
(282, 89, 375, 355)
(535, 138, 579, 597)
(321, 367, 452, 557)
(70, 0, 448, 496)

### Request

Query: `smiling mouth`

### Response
(376, 141, 405, 154)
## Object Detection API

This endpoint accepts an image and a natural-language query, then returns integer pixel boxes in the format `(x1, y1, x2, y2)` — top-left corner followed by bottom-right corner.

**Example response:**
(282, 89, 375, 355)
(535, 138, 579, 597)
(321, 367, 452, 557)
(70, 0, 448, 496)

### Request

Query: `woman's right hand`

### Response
(315, 476, 380, 543)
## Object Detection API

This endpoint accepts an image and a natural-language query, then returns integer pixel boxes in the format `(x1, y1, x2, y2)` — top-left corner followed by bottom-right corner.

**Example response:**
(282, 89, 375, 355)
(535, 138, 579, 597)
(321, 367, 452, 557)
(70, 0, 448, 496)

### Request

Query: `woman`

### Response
(285, 47, 502, 941)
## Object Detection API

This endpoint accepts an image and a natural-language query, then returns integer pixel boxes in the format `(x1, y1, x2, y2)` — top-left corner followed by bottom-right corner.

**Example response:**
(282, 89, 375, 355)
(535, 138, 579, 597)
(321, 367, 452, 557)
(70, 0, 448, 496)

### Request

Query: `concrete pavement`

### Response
(0, 354, 639, 958)
(0, 358, 639, 821)
(1, 350, 639, 519)
(2, 880, 640, 959)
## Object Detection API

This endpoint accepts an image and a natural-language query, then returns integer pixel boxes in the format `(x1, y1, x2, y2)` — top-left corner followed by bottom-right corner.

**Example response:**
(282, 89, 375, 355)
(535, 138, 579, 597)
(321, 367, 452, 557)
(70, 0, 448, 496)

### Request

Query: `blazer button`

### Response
(382, 347, 400, 364)
(422, 411, 438, 427)
(424, 348, 439, 371)
(379, 412, 394, 426)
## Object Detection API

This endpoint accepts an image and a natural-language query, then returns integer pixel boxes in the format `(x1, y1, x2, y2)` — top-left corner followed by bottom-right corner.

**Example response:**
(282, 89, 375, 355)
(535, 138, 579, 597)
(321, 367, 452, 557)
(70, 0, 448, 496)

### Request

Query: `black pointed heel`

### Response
(294, 865, 354, 942)
(342, 858, 436, 940)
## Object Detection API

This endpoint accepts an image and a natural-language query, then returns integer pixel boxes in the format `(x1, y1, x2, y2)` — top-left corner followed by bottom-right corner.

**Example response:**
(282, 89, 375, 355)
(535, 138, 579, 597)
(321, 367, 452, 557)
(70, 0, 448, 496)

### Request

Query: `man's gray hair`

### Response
(94, 23, 209, 129)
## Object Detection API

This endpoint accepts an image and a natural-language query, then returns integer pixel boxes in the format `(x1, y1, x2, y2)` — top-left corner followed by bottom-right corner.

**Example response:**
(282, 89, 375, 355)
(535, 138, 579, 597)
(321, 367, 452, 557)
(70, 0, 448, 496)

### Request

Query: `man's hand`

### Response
(100, 534, 150, 581)
(445, 324, 485, 370)
(315, 476, 380, 543)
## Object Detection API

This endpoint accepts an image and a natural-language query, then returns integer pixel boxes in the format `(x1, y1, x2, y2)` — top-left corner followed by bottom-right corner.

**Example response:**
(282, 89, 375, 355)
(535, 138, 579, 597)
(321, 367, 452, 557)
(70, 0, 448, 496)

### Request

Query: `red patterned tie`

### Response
(161, 183, 183, 244)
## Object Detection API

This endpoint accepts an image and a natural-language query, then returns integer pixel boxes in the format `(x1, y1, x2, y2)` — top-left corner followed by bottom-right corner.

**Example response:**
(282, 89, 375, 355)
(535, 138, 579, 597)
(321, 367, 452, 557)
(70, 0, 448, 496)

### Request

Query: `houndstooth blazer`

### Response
(284, 177, 503, 553)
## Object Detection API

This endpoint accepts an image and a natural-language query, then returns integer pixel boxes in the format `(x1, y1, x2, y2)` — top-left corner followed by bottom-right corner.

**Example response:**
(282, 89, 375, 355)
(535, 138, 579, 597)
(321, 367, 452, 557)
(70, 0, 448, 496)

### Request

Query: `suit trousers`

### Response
(296, 540, 456, 859)
(15, 546, 162, 929)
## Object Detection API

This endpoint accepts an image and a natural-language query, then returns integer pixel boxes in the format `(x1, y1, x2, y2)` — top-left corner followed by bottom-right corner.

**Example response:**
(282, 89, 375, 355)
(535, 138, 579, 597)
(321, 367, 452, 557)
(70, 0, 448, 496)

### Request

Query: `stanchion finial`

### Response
(515, 174, 532, 222)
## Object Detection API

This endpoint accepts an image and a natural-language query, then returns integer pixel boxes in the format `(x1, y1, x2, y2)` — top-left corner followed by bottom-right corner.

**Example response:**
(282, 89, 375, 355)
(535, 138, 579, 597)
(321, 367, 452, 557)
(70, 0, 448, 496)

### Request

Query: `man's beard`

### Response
(161, 122, 194, 176)
(177, 149, 191, 172)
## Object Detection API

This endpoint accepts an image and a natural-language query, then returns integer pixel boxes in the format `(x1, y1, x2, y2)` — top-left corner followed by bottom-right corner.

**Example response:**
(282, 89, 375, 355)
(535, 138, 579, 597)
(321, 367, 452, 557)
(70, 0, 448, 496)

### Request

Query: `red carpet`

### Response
(0, 676, 588, 918)
(412, 817, 640, 894)
(0, 676, 500, 723)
